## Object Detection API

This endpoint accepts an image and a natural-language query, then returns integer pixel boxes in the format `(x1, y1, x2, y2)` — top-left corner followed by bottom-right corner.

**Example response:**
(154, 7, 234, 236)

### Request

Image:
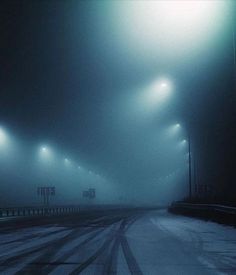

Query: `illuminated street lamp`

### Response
(188, 133, 192, 199)
(114, 0, 228, 60)
(40, 145, 49, 154)
(64, 158, 70, 164)
(40, 146, 49, 154)
(161, 82, 167, 88)
(144, 77, 173, 110)
(181, 139, 187, 145)
(151, 78, 172, 102)
(38, 145, 53, 163)
(0, 127, 8, 147)
(181, 135, 192, 199)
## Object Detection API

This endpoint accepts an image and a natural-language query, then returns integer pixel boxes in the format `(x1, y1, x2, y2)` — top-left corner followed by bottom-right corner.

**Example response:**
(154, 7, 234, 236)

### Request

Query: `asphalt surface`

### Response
(0, 209, 235, 274)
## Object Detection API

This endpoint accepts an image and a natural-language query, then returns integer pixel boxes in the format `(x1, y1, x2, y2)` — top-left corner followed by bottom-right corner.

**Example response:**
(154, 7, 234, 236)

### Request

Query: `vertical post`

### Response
(232, 1, 236, 73)
(188, 133, 192, 199)
(46, 191, 49, 206)
(193, 154, 197, 196)
(43, 190, 46, 206)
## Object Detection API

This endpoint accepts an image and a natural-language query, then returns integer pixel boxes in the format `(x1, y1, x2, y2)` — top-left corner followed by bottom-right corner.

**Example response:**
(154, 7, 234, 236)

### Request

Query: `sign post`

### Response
(82, 188, 96, 199)
(37, 187, 56, 206)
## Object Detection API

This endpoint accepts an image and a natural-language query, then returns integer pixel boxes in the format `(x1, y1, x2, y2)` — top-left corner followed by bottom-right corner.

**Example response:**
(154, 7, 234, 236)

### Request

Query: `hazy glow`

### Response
(161, 83, 167, 88)
(165, 123, 181, 138)
(0, 124, 112, 205)
(39, 145, 53, 161)
(112, 0, 229, 60)
(128, 1, 219, 34)
(0, 127, 8, 146)
(144, 77, 173, 109)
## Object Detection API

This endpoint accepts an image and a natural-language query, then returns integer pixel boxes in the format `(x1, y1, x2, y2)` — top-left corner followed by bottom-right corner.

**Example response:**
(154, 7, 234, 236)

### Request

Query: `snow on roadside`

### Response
(151, 210, 236, 271)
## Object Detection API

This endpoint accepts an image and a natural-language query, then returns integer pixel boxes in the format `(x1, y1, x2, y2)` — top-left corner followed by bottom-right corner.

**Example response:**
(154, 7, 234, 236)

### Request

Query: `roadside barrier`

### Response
(0, 206, 80, 218)
(169, 202, 236, 225)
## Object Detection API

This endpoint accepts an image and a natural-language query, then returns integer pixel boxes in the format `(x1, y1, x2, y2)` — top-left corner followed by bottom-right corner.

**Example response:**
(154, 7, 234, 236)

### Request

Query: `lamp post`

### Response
(188, 132, 192, 199)
(180, 126, 192, 199)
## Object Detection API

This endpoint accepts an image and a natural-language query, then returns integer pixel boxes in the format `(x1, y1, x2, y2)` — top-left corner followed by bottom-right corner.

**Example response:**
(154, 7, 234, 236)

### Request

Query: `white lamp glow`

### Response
(112, 0, 229, 59)
(0, 127, 7, 146)
(146, 77, 173, 107)
(39, 145, 53, 161)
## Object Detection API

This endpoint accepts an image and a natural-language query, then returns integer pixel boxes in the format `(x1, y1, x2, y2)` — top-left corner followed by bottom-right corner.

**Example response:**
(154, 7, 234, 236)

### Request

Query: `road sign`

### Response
(37, 187, 56, 206)
(83, 188, 96, 199)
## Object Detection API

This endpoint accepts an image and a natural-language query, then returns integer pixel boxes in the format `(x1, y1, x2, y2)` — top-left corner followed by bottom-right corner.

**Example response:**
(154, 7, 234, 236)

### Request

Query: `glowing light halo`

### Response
(164, 123, 182, 138)
(38, 145, 53, 162)
(0, 127, 8, 146)
(64, 158, 70, 164)
(144, 77, 173, 108)
(111, 0, 229, 59)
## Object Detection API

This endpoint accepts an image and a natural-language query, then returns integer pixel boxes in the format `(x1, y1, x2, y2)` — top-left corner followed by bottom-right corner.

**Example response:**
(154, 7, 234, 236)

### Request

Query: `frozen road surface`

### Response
(0, 209, 236, 274)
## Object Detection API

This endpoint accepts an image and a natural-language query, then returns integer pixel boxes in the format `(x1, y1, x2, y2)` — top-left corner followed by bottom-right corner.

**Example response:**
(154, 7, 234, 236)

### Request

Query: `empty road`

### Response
(0, 209, 235, 274)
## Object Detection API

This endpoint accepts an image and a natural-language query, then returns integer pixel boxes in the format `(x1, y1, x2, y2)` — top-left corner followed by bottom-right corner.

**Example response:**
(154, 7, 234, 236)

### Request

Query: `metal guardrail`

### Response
(170, 202, 236, 214)
(0, 204, 163, 218)
(0, 206, 80, 218)
(169, 202, 236, 225)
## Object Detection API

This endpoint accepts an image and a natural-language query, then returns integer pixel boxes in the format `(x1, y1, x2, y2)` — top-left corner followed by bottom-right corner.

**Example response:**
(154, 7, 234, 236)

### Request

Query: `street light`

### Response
(161, 83, 167, 88)
(0, 126, 13, 158)
(38, 145, 53, 162)
(150, 78, 172, 102)
(181, 135, 192, 199)
(165, 123, 181, 138)
(112, 0, 228, 60)
(181, 139, 187, 145)
(0, 127, 8, 147)
(40, 146, 49, 154)
(143, 77, 173, 110)
(64, 158, 70, 164)
(187, 133, 192, 199)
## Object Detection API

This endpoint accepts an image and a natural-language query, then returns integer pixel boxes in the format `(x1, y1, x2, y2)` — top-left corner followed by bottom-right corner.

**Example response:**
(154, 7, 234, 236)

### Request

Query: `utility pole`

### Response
(188, 133, 192, 199)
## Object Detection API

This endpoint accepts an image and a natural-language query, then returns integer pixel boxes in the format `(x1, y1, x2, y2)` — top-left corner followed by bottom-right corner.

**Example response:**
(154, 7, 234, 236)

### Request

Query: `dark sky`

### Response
(1, 0, 235, 198)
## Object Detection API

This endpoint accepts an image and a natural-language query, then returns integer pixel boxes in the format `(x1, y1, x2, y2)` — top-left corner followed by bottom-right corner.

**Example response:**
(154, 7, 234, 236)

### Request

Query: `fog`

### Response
(0, 123, 187, 207)
(0, 0, 235, 207)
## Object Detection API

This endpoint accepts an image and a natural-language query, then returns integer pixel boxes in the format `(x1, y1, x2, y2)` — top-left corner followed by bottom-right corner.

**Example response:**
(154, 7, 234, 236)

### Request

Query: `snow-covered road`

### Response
(0, 209, 235, 274)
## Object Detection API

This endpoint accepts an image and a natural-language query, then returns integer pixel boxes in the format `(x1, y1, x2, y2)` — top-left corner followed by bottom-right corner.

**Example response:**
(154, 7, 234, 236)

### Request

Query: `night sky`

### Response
(0, 1, 236, 204)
